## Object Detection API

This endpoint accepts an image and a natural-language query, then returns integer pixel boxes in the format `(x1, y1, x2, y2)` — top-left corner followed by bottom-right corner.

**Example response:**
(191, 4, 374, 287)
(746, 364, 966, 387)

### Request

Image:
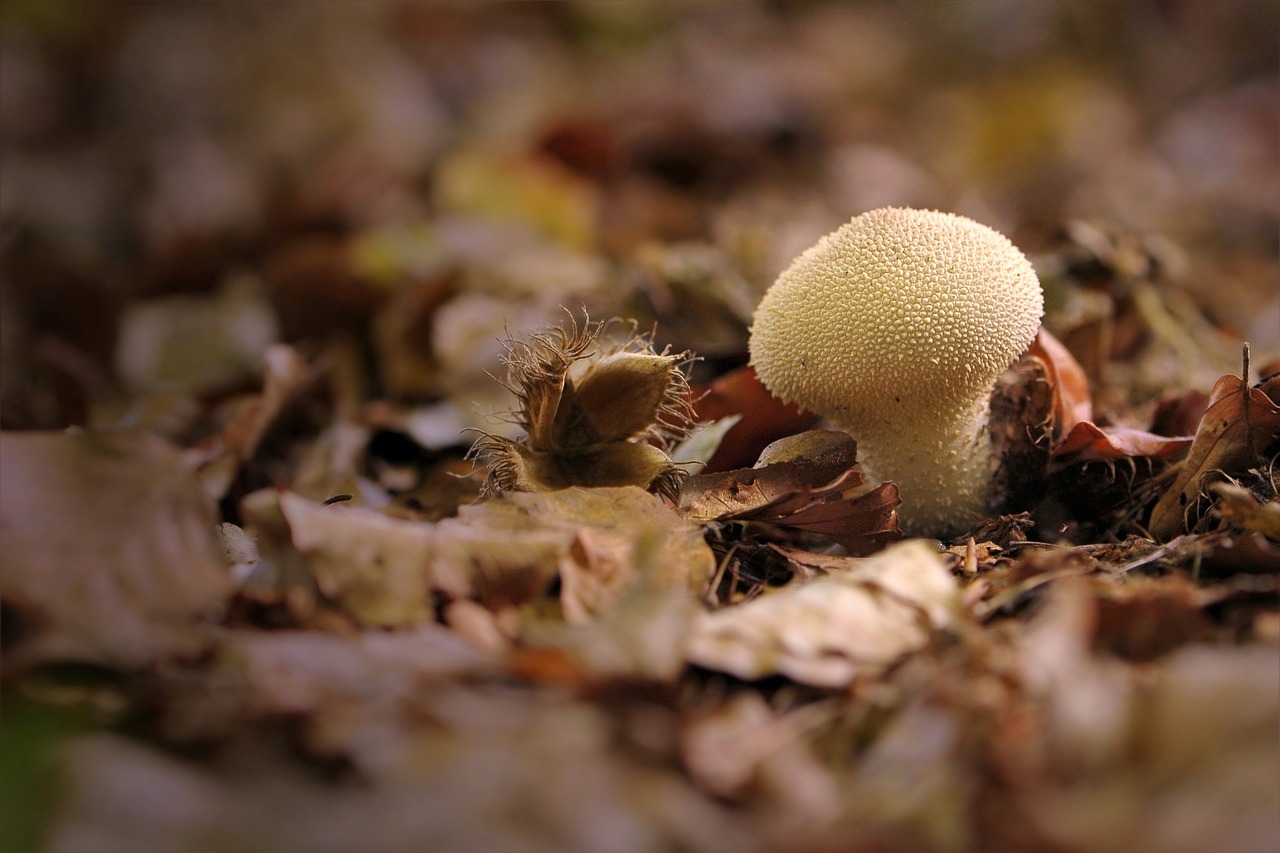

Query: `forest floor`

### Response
(2, 3, 1278, 852)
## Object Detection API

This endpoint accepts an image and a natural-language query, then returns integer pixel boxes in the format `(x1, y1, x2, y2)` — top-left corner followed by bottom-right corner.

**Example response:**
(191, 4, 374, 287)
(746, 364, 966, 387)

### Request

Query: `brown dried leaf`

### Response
(275, 490, 437, 627)
(0, 430, 230, 673)
(114, 276, 279, 394)
(223, 627, 495, 717)
(1196, 530, 1280, 575)
(499, 484, 716, 617)
(515, 586, 699, 683)
(685, 540, 958, 687)
(370, 271, 459, 400)
(1028, 327, 1093, 438)
(219, 345, 314, 462)
(689, 366, 820, 473)
(47, 704, 757, 853)
(681, 430, 901, 554)
(260, 236, 387, 341)
(1149, 371, 1280, 540)
(680, 692, 838, 820)
(1014, 636, 1280, 853)
(1049, 420, 1192, 471)
(1211, 482, 1280, 540)
(1092, 574, 1217, 661)
(454, 486, 714, 621)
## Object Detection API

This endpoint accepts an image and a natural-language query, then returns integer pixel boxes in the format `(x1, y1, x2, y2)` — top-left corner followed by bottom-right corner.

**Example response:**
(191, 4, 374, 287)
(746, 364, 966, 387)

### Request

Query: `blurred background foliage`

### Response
(2, 0, 1276, 434)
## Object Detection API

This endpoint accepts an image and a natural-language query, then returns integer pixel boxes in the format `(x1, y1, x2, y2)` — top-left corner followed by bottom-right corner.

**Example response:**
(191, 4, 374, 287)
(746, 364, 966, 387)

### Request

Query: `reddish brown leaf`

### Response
(1032, 329, 1193, 475)
(681, 430, 901, 555)
(1149, 372, 1280, 540)
(1050, 421, 1192, 471)
(1149, 389, 1211, 438)
(1028, 327, 1093, 438)
(690, 366, 819, 473)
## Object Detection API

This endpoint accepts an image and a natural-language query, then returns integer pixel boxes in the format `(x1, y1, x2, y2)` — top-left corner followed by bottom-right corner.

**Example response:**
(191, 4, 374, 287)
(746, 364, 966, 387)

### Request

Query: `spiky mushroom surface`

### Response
(748, 207, 1043, 538)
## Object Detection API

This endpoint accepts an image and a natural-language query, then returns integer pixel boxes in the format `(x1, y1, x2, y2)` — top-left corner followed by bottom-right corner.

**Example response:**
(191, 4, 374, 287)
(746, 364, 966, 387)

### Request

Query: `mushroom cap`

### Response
(749, 207, 1043, 420)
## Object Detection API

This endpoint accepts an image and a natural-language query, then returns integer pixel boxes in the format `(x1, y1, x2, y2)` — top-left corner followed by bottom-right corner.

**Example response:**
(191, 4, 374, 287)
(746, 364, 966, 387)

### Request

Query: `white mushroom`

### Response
(748, 207, 1043, 538)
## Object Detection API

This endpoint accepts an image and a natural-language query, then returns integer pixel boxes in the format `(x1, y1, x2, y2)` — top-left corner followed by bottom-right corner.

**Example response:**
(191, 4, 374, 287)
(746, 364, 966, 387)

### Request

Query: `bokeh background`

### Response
(3, 0, 1277, 436)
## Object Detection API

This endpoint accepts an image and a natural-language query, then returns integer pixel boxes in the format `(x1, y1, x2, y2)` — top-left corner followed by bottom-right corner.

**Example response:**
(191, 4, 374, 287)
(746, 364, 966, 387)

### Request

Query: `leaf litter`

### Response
(1, 4, 1278, 853)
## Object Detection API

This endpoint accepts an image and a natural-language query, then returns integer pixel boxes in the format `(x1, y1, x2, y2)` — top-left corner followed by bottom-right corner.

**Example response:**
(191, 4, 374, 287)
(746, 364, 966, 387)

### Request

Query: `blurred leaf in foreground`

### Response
(0, 430, 230, 674)
(685, 539, 958, 687)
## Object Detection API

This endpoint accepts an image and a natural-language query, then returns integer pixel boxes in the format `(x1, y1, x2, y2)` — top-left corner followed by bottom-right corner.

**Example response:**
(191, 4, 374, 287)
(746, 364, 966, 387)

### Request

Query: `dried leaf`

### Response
(273, 490, 437, 627)
(222, 627, 495, 716)
(681, 430, 901, 554)
(1030, 328, 1193, 472)
(1149, 371, 1280, 540)
(515, 586, 699, 682)
(685, 540, 959, 687)
(114, 275, 279, 394)
(217, 345, 314, 462)
(1211, 482, 1280, 539)
(1028, 327, 1093, 438)
(453, 486, 714, 621)
(370, 271, 459, 400)
(1015, 638, 1280, 853)
(0, 430, 230, 673)
(689, 366, 819, 473)
(272, 486, 707, 624)
(47, 714, 757, 853)
(670, 414, 742, 468)
(1049, 420, 1192, 471)
(680, 692, 838, 820)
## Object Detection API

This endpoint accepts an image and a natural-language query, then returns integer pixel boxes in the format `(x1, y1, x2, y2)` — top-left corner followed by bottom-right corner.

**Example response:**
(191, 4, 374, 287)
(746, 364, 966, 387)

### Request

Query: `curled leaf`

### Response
(1149, 370, 1280, 540)
(681, 430, 900, 555)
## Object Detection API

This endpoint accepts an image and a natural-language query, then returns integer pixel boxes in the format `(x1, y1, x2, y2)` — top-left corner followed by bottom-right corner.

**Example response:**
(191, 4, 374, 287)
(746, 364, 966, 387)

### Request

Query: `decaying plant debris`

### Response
(2, 4, 1278, 853)
(469, 316, 695, 500)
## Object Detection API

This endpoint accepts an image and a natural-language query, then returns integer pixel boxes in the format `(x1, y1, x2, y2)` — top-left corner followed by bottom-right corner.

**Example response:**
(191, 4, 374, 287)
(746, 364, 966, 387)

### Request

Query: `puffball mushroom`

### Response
(748, 207, 1043, 538)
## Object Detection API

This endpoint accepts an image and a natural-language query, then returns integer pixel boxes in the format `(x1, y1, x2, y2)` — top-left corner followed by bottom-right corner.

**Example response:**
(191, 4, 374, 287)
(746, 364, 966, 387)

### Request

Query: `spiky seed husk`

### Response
(500, 318, 598, 451)
(470, 433, 685, 499)
(471, 316, 696, 500)
(558, 352, 685, 446)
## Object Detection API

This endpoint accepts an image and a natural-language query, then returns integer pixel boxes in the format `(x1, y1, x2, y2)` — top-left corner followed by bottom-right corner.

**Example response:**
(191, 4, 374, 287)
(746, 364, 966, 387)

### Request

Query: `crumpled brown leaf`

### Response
(1049, 420, 1192, 470)
(47, 694, 760, 853)
(0, 430, 231, 673)
(1029, 326, 1094, 436)
(513, 586, 699, 683)
(247, 486, 712, 628)
(680, 430, 900, 555)
(680, 692, 838, 821)
(1210, 482, 1280, 539)
(277, 490, 438, 627)
(453, 486, 714, 622)
(1030, 329, 1192, 471)
(685, 540, 959, 687)
(1149, 370, 1280, 539)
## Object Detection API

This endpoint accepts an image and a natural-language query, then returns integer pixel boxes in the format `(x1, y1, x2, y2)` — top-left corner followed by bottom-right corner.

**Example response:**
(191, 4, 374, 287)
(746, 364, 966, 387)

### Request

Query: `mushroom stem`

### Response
(847, 394, 992, 538)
